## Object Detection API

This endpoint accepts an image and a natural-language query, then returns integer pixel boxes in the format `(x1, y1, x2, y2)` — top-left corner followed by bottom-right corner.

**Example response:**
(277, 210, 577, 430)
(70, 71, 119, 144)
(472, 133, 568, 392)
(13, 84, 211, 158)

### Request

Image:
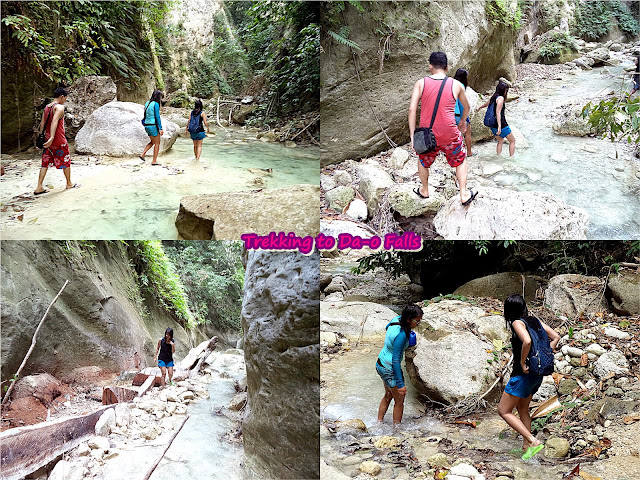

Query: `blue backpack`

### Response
(187, 112, 204, 133)
(483, 100, 498, 128)
(524, 317, 554, 376)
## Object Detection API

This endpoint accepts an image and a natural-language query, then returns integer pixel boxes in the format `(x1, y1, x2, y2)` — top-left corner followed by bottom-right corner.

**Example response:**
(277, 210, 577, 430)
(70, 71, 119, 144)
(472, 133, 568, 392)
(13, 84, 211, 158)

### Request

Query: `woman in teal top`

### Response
(139, 89, 164, 166)
(376, 304, 423, 425)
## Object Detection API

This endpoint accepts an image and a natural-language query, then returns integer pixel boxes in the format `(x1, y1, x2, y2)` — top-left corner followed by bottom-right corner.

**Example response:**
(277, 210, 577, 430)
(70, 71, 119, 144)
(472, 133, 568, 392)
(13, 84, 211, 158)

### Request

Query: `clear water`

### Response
(0, 130, 319, 239)
(471, 62, 640, 239)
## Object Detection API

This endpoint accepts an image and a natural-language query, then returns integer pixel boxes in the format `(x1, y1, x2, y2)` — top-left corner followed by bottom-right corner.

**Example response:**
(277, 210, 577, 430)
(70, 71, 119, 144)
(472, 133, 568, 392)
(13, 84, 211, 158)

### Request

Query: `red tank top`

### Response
(419, 77, 458, 146)
(44, 104, 66, 146)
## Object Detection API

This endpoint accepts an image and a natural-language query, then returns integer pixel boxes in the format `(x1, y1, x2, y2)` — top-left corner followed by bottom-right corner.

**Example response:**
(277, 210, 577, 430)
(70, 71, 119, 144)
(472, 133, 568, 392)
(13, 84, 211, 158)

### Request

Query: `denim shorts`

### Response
(145, 125, 160, 137)
(491, 125, 512, 138)
(376, 359, 404, 389)
(158, 360, 174, 368)
(190, 131, 207, 141)
(505, 374, 543, 398)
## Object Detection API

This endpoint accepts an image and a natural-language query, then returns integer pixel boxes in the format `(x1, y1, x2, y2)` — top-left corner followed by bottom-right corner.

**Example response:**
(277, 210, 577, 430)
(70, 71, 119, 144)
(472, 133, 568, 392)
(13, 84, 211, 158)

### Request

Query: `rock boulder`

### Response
(64, 76, 117, 139)
(545, 274, 608, 318)
(607, 270, 640, 316)
(242, 251, 319, 480)
(433, 187, 589, 239)
(551, 102, 593, 137)
(75, 101, 179, 156)
(175, 184, 320, 240)
(454, 272, 542, 303)
(320, 301, 397, 341)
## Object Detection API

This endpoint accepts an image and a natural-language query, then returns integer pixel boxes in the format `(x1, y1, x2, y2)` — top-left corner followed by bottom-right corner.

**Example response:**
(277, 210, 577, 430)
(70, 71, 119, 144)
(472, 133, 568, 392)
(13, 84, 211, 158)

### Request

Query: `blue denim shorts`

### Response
(145, 125, 160, 137)
(491, 125, 512, 138)
(505, 374, 543, 399)
(158, 360, 174, 368)
(190, 131, 207, 141)
(376, 359, 403, 389)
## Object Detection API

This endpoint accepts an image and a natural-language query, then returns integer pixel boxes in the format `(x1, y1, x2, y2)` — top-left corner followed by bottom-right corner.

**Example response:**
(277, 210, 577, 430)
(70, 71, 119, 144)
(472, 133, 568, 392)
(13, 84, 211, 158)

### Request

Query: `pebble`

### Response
(603, 327, 631, 340)
(427, 453, 449, 468)
(358, 460, 381, 476)
(564, 346, 585, 357)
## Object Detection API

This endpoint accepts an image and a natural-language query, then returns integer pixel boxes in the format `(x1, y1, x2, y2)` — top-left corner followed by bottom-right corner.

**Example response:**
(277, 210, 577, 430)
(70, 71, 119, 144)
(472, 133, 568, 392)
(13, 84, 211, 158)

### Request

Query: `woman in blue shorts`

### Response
(478, 81, 517, 157)
(185, 99, 211, 161)
(498, 294, 560, 459)
(376, 304, 422, 426)
(454, 68, 476, 157)
(155, 327, 176, 386)
(632, 55, 639, 95)
(140, 90, 164, 165)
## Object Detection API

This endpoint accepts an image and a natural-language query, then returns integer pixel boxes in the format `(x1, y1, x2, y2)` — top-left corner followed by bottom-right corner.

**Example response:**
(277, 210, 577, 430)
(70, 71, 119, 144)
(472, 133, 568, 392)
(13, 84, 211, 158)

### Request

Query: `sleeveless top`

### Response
(158, 338, 174, 363)
(493, 96, 509, 127)
(419, 77, 458, 145)
(44, 104, 66, 147)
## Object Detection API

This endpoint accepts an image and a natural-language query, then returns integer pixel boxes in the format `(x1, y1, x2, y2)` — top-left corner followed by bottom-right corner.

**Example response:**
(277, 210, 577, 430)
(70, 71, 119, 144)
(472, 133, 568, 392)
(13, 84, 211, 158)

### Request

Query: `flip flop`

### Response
(413, 187, 429, 199)
(469, 152, 478, 157)
(461, 189, 478, 206)
(34, 190, 49, 195)
(138, 156, 145, 162)
(66, 183, 81, 190)
(522, 443, 544, 460)
(151, 163, 161, 166)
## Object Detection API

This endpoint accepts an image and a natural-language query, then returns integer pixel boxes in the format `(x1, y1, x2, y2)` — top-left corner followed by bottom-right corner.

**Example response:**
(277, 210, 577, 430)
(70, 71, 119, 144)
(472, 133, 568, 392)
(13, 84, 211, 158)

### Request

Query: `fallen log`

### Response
(132, 373, 163, 387)
(137, 375, 156, 398)
(142, 415, 190, 480)
(189, 336, 218, 379)
(0, 405, 111, 480)
(102, 386, 138, 405)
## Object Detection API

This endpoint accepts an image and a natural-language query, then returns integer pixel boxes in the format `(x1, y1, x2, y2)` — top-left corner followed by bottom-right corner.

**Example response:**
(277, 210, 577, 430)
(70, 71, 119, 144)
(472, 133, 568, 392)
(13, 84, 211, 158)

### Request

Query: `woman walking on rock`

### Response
(140, 89, 164, 165)
(478, 81, 516, 156)
(498, 294, 560, 460)
(376, 304, 422, 426)
(454, 68, 476, 157)
(186, 99, 211, 161)
(156, 327, 176, 386)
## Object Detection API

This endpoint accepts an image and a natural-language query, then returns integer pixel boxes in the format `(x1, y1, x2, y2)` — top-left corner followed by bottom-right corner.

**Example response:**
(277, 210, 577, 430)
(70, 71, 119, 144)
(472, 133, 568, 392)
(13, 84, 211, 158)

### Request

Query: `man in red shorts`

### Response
(408, 52, 477, 205)
(34, 87, 78, 195)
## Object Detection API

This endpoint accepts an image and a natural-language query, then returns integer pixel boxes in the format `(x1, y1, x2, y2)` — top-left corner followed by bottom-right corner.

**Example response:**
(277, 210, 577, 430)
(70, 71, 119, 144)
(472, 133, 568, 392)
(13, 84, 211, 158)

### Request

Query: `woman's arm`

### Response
(541, 321, 561, 351)
(185, 113, 191, 135)
(495, 97, 504, 133)
(155, 340, 161, 360)
(477, 99, 490, 111)
(512, 320, 531, 373)
(171, 340, 175, 354)
(202, 112, 210, 133)
(391, 331, 409, 389)
(154, 102, 163, 133)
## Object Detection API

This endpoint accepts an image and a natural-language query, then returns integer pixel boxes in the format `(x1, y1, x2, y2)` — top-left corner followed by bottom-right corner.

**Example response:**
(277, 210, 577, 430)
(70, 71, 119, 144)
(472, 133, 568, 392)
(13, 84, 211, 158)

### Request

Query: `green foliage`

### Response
(474, 240, 516, 256)
(129, 241, 194, 328)
(327, 28, 362, 52)
(1, 1, 170, 89)
(538, 0, 563, 31)
(163, 242, 244, 332)
(582, 95, 640, 145)
(538, 32, 575, 60)
(352, 250, 404, 278)
(168, 91, 191, 108)
(607, 1, 640, 37)
(571, 1, 639, 40)
(486, 0, 523, 30)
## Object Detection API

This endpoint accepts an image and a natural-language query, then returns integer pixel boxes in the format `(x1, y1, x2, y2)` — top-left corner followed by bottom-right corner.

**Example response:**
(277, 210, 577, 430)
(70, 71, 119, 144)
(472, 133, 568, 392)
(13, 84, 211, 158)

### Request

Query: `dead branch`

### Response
(142, 414, 190, 480)
(290, 115, 320, 141)
(1, 280, 69, 409)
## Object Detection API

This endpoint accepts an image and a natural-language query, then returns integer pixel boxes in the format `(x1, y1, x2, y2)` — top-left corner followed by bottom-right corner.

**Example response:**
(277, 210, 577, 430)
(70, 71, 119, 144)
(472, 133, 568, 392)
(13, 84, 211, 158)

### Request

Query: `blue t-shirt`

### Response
(377, 316, 409, 388)
(143, 100, 162, 130)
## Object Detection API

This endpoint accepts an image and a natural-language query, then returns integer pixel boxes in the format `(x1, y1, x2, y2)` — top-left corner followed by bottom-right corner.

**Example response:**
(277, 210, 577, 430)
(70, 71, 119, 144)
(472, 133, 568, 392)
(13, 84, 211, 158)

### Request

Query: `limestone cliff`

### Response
(241, 250, 320, 479)
(320, 0, 518, 165)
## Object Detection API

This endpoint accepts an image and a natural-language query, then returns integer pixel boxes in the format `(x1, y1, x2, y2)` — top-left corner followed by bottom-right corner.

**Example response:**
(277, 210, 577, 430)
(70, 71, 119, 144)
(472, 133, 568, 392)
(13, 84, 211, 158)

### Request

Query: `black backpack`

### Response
(523, 317, 554, 376)
(413, 77, 449, 155)
(36, 105, 53, 149)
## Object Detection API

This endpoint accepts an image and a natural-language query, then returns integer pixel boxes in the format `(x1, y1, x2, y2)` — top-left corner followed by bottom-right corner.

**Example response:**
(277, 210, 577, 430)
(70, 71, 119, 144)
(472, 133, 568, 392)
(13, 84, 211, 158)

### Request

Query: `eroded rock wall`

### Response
(241, 250, 320, 479)
(0, 241, 209, 384)
(320, 0, 518, 165)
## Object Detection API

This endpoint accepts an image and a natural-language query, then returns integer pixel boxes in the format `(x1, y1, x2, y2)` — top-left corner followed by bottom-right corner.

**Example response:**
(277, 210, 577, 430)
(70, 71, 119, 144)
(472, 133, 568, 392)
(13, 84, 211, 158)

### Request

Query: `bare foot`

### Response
(66, 183, 80, 190)
(522, 437, 541, 450)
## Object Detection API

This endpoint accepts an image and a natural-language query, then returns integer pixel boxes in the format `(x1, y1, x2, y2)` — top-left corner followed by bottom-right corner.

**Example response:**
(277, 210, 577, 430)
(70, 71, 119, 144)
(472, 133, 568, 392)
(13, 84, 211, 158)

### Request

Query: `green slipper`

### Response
(522, 443, 544, 460)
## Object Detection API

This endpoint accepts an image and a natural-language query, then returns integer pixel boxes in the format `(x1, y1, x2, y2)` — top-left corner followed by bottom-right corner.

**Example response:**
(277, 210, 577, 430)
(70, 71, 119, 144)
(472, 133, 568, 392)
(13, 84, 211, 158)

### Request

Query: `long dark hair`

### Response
(490, 81, 509, 105)
(454, 68, 469, 89)
(399, 304, 423, 338)
(192, 99, 203, 117)
(504, 294, 528, 331)
(149, 89, 163, 104)
(164, 327, 174, 342)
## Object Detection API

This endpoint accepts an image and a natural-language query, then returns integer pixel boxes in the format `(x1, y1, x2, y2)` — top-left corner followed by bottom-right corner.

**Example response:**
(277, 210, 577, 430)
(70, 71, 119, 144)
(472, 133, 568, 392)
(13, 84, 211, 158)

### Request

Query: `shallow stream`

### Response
(470, 61, 639, 239)
(0, 129, 319, 239)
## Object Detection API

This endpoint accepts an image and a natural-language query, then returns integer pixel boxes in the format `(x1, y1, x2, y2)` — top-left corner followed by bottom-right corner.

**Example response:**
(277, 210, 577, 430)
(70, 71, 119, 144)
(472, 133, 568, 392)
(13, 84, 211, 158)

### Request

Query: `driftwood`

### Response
(0, 405, 110, 480)
(137, 375, 156, 398)
(1, 280, 69, 409)
(142, 414, 190, 480)
(189, 336, 218, 378)
(102, 386, 138, 405)
(132, 373, 163, 387)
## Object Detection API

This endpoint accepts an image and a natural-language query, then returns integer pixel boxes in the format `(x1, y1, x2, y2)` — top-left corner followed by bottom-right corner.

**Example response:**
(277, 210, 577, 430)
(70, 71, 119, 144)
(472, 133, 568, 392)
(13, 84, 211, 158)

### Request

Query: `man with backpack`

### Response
(34, 87, 78, 195)
(408, 51, 477, 206)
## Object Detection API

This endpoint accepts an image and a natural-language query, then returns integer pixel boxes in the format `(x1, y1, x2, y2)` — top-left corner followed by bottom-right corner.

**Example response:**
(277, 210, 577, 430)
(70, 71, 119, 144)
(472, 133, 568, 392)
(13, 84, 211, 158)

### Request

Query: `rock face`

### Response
(75, 101, 179, 156)
(64, 76, 117, 139)
(607, 270, 640, 316)
(545, 274, 608, 318)
(454, 272, 542, 302)
(320, 301, 397, 341)
(175, 184, 320, 240)
(433, 187, 589, 240)
(321, 1, 517, 165)
(242, 251, 319, 479)
(0, 241, 212, 383)
(332, 272, 424, 305)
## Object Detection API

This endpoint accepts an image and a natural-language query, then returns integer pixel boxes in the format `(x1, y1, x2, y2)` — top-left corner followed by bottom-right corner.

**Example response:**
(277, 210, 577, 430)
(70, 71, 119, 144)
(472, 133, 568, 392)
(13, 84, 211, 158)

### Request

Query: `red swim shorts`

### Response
(418, 132, 466, 168)
(41, 143, 71, 169)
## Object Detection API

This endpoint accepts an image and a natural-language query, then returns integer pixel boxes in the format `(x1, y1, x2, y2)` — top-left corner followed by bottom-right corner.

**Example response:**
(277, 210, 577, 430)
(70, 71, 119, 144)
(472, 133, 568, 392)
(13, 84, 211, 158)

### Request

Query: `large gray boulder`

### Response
(545, 274, 608, 318)
(421, 300, 508, 343)
(606, 270, 640, 316)
(64, 76, 117, 139)
(320, 219, 374, 239)
(388, 184, 445, 217)
(242, 251, 319, 479)
(356, 164, 395, 217)
(175, 184, 320, 240)
(75, 101, 179, 156)
(433, 187, 589, 240)
(454, 272, 543, 303)
(551, 102, 594, 137)
(338, 272, 424, 305)
(320, 301, 397, 341)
